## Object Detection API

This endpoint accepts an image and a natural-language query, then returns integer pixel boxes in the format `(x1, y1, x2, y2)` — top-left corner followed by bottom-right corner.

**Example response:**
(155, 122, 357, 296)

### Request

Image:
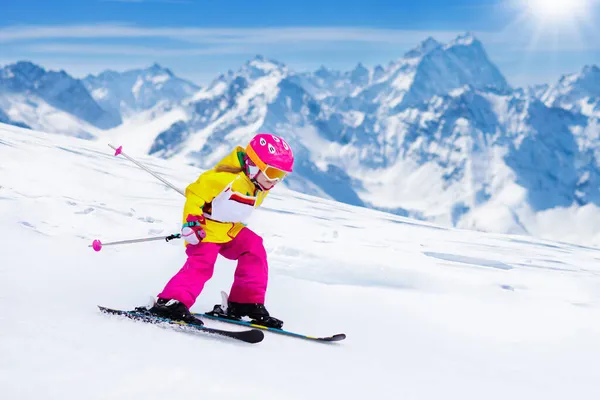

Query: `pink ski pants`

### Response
(158, 228, 268, 308)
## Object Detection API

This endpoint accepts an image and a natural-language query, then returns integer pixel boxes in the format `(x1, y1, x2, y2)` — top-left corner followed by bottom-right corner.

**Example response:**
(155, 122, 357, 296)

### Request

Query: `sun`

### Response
(500, 0, 598, 55)
(521, 0, 590, 22)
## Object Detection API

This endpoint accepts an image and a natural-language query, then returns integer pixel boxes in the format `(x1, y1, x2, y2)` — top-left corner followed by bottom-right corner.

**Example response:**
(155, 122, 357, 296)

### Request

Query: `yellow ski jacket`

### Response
(182, 146, 269, 243)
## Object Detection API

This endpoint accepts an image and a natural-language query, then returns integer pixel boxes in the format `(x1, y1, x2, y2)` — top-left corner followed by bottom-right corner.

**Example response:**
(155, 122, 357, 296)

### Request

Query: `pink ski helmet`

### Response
(245, 133, 294, 181)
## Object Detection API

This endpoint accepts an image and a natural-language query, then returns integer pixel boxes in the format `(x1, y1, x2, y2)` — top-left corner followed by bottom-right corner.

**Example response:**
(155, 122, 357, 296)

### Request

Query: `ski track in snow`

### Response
(1, 123, 600, 399)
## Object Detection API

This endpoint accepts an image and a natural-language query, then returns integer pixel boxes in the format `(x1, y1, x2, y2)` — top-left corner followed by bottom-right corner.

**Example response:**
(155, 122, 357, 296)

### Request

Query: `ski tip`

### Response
(319, 333, 346, 342)
(244, 329, 265, 344)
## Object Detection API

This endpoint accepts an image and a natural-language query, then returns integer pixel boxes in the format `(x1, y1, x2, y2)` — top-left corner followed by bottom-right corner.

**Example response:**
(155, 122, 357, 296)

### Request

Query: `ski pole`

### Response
(108, 144, 185, 197)
(89, 234, 181, 252)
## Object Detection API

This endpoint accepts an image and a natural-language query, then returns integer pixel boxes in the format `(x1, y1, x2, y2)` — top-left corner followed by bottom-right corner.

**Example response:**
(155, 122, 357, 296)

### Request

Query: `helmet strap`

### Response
(252, 177, 268, 192)
(244, 155, 268, 191)
(243, 155, 259, 179)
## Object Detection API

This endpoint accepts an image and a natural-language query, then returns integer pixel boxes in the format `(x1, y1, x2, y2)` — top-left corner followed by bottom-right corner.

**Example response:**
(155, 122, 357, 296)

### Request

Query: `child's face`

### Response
(255, 171, 278, 190)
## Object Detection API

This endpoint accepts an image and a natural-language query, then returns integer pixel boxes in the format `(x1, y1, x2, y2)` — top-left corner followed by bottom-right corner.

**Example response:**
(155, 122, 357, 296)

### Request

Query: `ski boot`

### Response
(144, 298, 204, 326)
(209, 302, 283, 329)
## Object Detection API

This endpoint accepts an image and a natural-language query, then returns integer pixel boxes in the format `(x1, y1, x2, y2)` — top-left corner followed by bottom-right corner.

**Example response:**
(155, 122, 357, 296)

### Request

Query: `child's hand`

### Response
(181, 214, 207, 245)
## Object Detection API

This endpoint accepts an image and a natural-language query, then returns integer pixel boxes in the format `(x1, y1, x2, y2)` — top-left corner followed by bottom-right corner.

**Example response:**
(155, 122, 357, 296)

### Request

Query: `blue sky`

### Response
(1, 0, 600, 87)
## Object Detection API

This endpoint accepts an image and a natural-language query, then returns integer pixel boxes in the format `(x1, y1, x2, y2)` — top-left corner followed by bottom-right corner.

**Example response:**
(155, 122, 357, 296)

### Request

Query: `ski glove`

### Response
(181, 214, 207, 245)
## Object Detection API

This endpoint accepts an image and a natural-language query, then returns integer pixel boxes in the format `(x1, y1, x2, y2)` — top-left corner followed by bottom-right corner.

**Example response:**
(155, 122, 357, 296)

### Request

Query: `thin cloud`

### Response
(0, 24, 464, 45)
(25, 43, 254, 56)
(2, 23, 599, 54)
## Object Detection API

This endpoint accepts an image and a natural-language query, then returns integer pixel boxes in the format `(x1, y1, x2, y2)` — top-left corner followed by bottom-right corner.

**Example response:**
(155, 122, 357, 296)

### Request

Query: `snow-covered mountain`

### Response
(379, 87, 599, 234)
(83, 63, 200, 119)
(131, 34, 599, 244)
(0, 106, 29, 128)
(0, 61, 121, 135)
(290, 62, 373, 100)
(2, 123, 600, 399)
(344, 34, 511, 111)
(2, 33, 600, 245)
(141, 55, 365, 204)
(539, 65, 600, 117)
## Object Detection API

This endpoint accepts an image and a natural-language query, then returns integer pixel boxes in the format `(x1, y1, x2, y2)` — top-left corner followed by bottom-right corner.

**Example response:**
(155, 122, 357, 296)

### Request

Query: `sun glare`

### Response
(501, 0, 598, 55)
(523, 0, 589, 21)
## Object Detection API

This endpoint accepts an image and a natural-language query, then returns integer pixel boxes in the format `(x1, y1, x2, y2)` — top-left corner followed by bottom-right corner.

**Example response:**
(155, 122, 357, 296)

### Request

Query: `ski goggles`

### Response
(262, 165, 288, 181)
(248, 163, 288, 181)
(246, 147, 290, 181)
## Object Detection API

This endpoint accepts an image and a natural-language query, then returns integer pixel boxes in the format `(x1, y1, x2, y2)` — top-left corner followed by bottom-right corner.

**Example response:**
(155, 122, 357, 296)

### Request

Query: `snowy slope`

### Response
(2, 123, 600, 399)
(101, 102, 192, 156)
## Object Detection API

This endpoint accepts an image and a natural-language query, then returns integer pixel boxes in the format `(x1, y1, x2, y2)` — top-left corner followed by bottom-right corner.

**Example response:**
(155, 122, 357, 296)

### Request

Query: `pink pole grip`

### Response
(114, 146, 123, 156)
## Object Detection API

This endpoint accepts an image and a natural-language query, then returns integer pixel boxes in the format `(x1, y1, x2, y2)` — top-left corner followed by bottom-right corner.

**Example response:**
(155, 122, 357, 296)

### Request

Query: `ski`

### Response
(98, 306, 264, 344)
(192, 311, 346, 343)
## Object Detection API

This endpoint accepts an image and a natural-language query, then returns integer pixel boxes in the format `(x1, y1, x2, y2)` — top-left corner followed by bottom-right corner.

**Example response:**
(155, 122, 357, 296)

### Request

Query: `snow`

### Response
(237, 71, 285, 108)
(390, 69, 416, 92)
(83, 65, 200, 117)
(579, 97, 595, 115)
(103, 105, 190, 155)
(0, 63, 122, 130)
(538, 66, 600, 118)
(0, 92, 101, 139)
(132, 76, 144, 98)
(248, 59, 281, 73)
(445, 32, 476, 48)
(92, 87, 109, 100)
(341, 110, 365, 127)
(485, 91, 509, 123)
(151, 74, 170, 85)
(188, 81, 228, 103)
(2, 123, 600, 399)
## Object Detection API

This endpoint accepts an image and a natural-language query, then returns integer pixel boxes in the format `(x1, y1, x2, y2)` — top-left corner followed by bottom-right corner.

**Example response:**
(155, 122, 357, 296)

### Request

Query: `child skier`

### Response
(146, 133, 293, 329)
